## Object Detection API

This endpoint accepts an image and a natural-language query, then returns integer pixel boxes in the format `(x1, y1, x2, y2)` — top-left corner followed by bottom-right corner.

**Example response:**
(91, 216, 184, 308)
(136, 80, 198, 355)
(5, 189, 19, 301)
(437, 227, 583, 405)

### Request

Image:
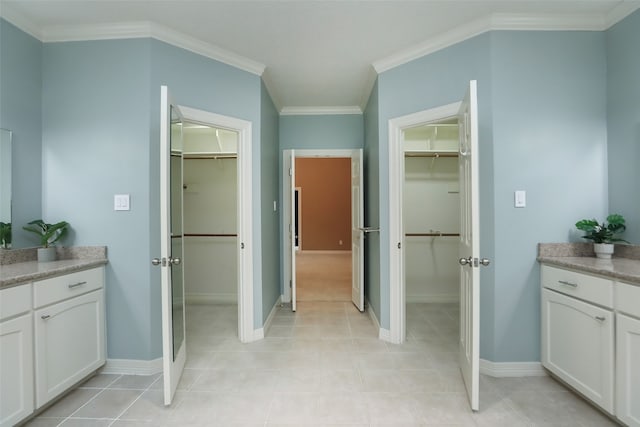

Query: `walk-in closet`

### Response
(182, 123, 238, 304)
(403, 120, 460, 339)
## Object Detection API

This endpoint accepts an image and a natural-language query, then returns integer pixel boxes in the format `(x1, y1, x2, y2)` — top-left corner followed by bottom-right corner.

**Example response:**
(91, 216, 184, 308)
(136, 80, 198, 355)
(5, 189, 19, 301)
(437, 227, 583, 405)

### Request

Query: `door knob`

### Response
(479, 258, 491, 266)
(169, 257, 181, 266)
(459, 257, 473, 266)
(151, 258, 164, 266)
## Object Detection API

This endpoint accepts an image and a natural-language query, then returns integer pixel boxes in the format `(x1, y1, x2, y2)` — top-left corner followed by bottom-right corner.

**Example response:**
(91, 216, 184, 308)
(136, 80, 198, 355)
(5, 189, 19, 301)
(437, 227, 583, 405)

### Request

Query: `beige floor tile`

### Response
(71, 389, 142, 419)
(36, 388, 102, 418)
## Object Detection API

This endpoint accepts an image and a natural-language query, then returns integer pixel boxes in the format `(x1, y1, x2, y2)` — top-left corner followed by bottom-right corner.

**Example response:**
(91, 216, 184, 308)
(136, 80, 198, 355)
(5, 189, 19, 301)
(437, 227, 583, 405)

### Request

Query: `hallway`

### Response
(296, 251, 351, 302)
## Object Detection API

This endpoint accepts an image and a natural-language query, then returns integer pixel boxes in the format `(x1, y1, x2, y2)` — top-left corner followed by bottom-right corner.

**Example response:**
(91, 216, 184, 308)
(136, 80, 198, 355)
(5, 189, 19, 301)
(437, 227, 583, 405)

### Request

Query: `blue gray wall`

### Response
(261, 81, 281, 322)
(607, 10, 640, 244)
(40, 36, 271, 360)
(0, 19, 42, 248)
(374, 30, 609, 362)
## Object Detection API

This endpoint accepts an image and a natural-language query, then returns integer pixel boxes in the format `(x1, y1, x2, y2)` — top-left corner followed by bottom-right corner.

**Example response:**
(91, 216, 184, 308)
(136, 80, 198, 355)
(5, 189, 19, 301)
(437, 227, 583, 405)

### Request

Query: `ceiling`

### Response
(1, 1, 638, 113)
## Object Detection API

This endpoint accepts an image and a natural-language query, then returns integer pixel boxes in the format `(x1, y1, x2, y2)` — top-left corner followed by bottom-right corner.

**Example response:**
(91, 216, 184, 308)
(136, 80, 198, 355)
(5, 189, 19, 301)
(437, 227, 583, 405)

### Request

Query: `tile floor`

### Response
(295, 251, 352, 302)
(25, 301, 619, 426)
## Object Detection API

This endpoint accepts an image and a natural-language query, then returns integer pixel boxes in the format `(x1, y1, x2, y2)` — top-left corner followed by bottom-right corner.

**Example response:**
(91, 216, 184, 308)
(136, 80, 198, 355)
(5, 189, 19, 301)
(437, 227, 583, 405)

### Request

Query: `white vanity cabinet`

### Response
(0, 285, 34, 427)
(616, 282, 640, 427)
(540, 265, 615, 414)
(33, 267, 106, 408)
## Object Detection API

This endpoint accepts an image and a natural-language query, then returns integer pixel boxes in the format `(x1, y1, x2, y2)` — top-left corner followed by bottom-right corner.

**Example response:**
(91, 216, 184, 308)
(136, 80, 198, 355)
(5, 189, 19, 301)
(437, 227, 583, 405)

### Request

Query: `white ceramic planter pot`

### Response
(593, 243, 614, 259)
(37, 247, 57, 262)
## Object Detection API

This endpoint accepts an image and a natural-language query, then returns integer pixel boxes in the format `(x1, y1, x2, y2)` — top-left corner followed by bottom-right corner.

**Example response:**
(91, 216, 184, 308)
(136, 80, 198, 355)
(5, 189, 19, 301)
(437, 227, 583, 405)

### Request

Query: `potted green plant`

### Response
(0, 222, 11, 249)
(22, 219, 69, 262)
(575, 213, 628, 259)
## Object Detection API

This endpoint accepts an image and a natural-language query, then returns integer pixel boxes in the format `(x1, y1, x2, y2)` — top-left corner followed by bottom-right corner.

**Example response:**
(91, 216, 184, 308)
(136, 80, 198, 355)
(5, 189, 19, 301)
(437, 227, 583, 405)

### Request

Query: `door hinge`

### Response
(289, 280, 292, 288)
(398, 242, 401, 249)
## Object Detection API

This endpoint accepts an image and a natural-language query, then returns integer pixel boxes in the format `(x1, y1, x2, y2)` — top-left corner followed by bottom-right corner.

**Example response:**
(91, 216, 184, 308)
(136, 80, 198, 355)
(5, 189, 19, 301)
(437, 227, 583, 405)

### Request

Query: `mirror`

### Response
(0, 129, 11, 248)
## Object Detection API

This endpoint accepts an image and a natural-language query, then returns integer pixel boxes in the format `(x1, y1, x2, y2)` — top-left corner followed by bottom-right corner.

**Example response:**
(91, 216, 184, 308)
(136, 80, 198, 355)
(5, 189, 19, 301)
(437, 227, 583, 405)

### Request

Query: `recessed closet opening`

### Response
(295, 157, 352, 304)
(182, 122, 239, 337)
(403, 118, 461, 344)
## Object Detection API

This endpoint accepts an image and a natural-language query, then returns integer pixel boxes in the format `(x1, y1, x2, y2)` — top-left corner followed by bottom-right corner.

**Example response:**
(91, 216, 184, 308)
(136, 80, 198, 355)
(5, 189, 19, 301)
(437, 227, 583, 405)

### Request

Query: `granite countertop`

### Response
(0, 246, 108, 289)
(538, 243, 640, 286)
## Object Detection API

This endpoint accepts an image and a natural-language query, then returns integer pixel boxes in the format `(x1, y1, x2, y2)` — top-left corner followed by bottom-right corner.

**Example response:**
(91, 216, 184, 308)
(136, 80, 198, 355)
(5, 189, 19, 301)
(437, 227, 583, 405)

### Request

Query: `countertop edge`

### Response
(538, 256, 640, 286)
(0, 258, 108, 289)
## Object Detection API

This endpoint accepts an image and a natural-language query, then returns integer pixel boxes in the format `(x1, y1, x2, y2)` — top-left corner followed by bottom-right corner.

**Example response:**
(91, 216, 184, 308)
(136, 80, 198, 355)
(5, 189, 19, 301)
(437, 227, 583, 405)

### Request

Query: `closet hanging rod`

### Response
(184, 154, 237, 159)
(184, 233, 237, 237)
(405, 232, 460, 237)
(404, 152, 458, 158)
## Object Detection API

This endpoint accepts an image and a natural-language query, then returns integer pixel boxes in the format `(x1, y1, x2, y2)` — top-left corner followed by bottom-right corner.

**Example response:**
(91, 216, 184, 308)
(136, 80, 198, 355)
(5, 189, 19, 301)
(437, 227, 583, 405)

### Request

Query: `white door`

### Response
(458, 80, 482, 411)
(158, 86, 186, 405)
(288, 150, 297, 311)
(351, 149, 364, 311)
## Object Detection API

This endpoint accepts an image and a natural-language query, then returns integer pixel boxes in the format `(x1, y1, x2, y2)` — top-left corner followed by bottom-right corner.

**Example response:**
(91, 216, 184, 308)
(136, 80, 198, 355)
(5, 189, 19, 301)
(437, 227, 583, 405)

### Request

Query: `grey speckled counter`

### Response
(0, 246, 107, 289)
(538, 243, 640, 286)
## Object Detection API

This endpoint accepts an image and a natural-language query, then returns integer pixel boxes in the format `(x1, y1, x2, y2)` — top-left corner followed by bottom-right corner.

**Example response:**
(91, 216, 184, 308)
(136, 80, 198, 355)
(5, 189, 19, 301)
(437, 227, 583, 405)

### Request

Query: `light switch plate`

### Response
(514, 190, 526, 208)
(114, 194, 130, 211)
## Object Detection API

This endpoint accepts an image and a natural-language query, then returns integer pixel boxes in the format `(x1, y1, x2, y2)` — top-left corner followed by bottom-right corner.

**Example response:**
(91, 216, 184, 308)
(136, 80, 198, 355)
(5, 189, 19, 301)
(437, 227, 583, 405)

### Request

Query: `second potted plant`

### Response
(22, 219, 69, 262)
(575, 213, 628, 259)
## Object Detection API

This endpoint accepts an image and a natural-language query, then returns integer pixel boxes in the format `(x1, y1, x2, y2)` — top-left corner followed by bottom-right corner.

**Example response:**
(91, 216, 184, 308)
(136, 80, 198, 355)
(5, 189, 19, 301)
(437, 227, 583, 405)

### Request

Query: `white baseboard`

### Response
(366, 299, 392, 342)
(406, 294, 459, 303)
(102, 358, 163, 376)
(186, 293, 237, 304)
(251, 296, 283, 341)
(479, 359, 546, 377)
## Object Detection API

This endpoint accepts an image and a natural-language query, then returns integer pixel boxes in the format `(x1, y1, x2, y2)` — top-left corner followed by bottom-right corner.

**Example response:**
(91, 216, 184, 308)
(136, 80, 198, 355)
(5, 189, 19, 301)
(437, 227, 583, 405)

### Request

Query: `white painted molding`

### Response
(102, 358, 163, 376)
(280, 106, 362, 116)
(252, 327, 265, 341)
(262, 296, 282, 337)
(0, 3, 43, 40)
(373, 10, 640, 74)
(185, 293, 238, 304)
(366, 300, 391, 342)
(479, 359, 547, 378)
(406, 294, 459, 304)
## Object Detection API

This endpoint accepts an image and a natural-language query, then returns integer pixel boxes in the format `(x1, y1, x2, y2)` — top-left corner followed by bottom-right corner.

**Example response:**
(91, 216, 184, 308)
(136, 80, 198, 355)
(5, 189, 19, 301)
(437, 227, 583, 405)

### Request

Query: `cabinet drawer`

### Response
(34, 267, 104, 309)
(0, 284, 31, 321)
(616, 281, 640, 319)
(541, 265, 613, 308)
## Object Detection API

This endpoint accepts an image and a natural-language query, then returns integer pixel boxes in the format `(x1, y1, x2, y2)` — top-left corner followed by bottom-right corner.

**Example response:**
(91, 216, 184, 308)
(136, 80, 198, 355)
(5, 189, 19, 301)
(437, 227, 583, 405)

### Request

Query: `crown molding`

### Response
(606, 2, 640, 28)
(372, 10, 635, 74)
(0, 3, 43, 40)
(280, 106, 362, 116)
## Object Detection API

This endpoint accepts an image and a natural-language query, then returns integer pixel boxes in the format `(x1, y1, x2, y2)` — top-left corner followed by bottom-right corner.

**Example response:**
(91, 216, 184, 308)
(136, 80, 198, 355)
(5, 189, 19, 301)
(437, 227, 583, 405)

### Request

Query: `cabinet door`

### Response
(34, 289, 105, 408)
(617, 313, 640, 427)
(541, 289, 614, 413)
(0, 314, 34, 427)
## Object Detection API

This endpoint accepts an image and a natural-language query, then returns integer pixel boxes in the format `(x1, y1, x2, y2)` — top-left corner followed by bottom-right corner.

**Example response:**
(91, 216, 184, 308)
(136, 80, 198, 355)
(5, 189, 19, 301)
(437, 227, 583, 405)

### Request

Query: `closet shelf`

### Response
(184, 152, 237, 159)
(184, 233, 237, 237)
(404, 151, 458, 158)
(405, 232, 460, 237)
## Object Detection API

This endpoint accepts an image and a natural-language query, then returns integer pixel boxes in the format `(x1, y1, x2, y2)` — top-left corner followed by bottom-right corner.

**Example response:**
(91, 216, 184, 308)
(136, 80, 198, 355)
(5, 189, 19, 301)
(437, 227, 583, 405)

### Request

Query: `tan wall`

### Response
(295, 158, 351, 251)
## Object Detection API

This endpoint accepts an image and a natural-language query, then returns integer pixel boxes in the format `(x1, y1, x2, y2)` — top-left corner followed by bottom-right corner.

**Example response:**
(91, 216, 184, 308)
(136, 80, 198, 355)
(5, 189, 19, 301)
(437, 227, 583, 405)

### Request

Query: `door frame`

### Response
(178, 105, 255, 343)
(387, 102, 460, 344)
(281, 148, 361, 304)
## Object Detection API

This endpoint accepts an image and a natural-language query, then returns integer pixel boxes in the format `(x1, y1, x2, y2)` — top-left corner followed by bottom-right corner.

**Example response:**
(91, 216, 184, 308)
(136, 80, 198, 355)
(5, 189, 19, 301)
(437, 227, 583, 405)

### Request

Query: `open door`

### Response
(288, 150, 297, 312)
(157, 86, 186, 405)
(458, 80, 485, 411)
(351, 149, 364, 311)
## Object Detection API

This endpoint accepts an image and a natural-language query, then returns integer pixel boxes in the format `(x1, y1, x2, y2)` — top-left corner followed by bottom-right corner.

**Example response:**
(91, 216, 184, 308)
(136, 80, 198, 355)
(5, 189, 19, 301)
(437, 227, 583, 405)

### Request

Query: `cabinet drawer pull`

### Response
(41, 315, 51, 320)
(558, 280, 578, 287)
(68, 281, 87, 289)
(595, 316, 606, 322)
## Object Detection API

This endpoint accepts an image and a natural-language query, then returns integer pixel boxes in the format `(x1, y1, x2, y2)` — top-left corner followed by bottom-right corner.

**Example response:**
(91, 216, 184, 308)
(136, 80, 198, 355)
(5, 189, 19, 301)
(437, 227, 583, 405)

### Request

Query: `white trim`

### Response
(280, 106, 362, 116)
(0, 4, 43, 40)
(102, 358, 163, 376)
(388, 102, 461, 345)
(185, 293, 237, 304)
(262, 296, 282, 336)
(178, 105, 255, 344)
(479, 359, 547, 378)
(366, 300, 391, 342)
(372, 10, 639, 74)
(406, 294, 459, 304)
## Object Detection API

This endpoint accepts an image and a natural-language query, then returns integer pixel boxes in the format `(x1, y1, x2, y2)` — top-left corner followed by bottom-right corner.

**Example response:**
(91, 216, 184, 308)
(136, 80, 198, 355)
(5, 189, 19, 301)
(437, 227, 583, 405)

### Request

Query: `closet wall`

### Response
(403, 123, 460, 302)
(183, 126, 238, 303)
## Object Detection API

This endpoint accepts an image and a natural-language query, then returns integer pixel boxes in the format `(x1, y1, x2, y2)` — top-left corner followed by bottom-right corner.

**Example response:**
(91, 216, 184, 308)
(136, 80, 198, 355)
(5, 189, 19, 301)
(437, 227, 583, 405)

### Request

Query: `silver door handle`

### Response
(68, 281, 87, 289)
(359, 227, 379, 233)
(479, 258, 491, 266)
(558, 280, 578, 288)
(169, 257, 181, 266)
(595, 316, 606, 322)
(459, 257, 473, 266)
(151, 258, 166, 266)
(41, 315, 51, 320)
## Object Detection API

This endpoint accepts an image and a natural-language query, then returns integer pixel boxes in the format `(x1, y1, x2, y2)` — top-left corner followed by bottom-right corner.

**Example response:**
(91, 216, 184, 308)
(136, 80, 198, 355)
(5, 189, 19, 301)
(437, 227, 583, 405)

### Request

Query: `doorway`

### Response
(282, 149, 364, 312)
